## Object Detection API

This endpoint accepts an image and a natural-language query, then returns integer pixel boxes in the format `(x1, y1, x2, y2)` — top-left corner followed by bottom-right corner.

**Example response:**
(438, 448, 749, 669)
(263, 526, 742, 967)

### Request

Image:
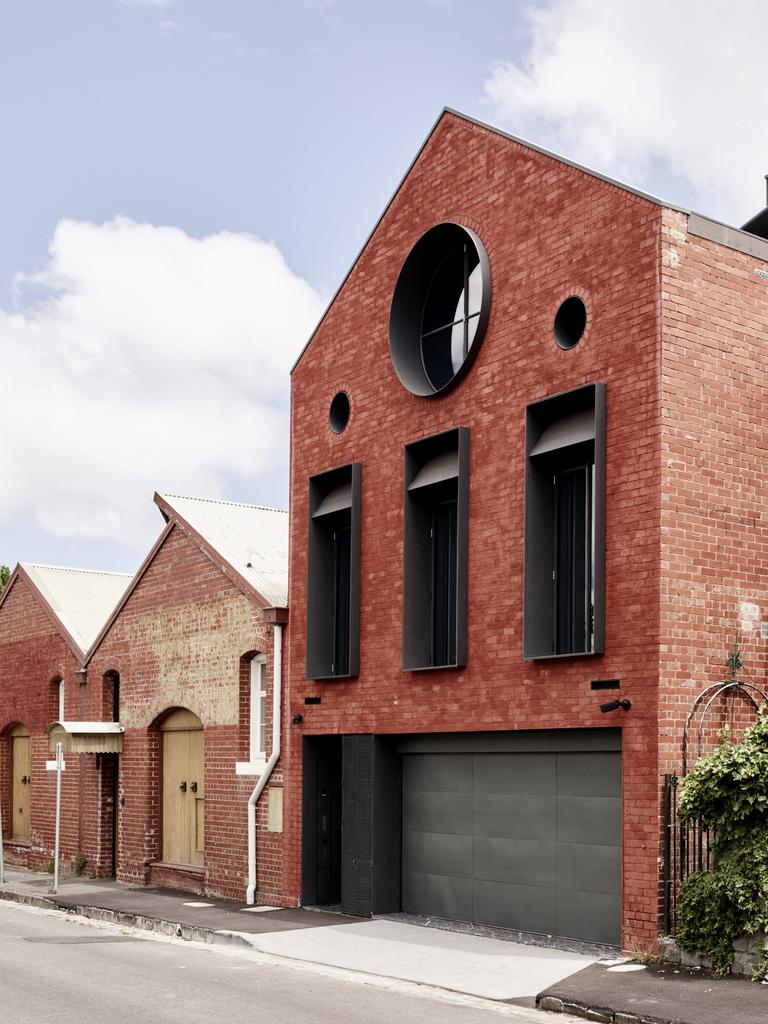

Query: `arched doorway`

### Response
(9, 724, 31, 841)
(161, 709, 204, 867)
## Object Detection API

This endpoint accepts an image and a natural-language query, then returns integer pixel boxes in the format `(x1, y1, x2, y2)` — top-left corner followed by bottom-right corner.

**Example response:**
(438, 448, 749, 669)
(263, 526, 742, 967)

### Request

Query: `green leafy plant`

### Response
(752, 940, 768, 983)
(73, 853, 87, 876)
(676, 710, 768, 973)
(0, 565, 10, 594)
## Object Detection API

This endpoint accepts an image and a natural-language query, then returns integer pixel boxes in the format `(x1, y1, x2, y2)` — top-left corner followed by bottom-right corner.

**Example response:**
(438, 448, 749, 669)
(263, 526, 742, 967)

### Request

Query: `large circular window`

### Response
(389, 223, 492, 397)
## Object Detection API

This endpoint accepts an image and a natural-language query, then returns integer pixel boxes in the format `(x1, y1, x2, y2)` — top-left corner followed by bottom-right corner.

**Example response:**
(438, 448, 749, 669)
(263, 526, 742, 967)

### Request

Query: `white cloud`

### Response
(484, 1, 768, 224)
(0, 218, 324, 549)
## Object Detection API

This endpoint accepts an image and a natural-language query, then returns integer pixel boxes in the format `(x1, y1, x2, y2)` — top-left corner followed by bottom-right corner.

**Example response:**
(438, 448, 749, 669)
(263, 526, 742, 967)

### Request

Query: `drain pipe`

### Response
(246, 621, 282, 905)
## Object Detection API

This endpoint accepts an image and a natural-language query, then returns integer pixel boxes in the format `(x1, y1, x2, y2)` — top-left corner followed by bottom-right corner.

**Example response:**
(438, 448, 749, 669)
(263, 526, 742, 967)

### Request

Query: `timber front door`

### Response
(161, 710, 204, 867)
(10, 724, 31, 841)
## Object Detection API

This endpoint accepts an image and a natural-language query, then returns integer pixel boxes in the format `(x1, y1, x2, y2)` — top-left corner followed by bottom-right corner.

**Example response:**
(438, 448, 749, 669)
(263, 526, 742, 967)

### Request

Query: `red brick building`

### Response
(84, 493, 289, 902)
(284, 109, 768, 949)
(0, 563, 131, 875)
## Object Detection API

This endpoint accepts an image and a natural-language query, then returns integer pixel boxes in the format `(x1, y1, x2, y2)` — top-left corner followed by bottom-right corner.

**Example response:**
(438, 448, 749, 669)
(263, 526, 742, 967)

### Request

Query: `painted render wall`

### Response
(86, 523, 288, 903)
(0, 575, 108, 875)
(285, 112, 665, 948)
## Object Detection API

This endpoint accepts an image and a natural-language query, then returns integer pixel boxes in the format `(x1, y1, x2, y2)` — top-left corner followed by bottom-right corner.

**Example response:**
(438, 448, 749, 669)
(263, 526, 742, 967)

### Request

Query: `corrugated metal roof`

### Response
(157, 493, 289, 608)
(21, 563, 133, 654)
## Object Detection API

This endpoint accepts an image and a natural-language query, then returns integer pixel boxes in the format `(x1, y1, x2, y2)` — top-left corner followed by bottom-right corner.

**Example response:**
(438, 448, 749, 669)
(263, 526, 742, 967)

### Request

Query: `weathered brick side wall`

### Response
(287, 113, 664, 947)
(0, 575, 106, 874)
(86, 524, 288, 903)
(659, 209, 768, 773)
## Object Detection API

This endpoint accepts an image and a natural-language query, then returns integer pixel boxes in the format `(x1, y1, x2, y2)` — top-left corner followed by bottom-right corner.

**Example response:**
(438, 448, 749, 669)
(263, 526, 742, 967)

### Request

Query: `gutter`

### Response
(246, 621, 283, 905)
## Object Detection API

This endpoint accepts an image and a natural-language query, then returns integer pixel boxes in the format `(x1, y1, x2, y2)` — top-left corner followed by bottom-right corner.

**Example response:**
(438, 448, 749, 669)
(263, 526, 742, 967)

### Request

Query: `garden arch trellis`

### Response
(664, 637, 768, 934)
(681, 637, 768, 775)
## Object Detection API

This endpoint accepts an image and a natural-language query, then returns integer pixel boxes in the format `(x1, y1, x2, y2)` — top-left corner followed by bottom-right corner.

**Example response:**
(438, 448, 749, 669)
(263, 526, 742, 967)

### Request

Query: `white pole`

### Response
(53, 741, 63, 893)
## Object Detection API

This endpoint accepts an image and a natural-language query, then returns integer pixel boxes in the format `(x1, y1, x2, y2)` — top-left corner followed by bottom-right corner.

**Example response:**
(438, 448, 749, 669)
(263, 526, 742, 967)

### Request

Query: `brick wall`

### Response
(0, 574, 105, 875)
(286, 112, 665, 947)
(86, 523, 289, 903)
(659, 209, 768, 771)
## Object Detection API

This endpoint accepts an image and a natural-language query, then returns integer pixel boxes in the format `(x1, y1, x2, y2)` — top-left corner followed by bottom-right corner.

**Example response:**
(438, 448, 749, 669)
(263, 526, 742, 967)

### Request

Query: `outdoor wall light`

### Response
(599, 698, 632, 713)
(291, 713, 304, 725)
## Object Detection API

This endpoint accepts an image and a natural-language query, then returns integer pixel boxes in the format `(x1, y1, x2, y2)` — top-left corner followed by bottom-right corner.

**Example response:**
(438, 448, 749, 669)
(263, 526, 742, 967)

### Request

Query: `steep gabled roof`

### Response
(290, 106, 689, 376)
(155, 493, 289, 608)
(85, 492, 289, 665)
(0, 563, 133, 661)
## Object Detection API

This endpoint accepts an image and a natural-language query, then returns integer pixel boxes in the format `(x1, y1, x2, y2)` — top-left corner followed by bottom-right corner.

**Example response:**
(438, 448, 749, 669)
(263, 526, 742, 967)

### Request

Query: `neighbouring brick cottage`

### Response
(83, 493, 289, 902)
(0, 563, 131, 875)
(283, 108, 768, 949)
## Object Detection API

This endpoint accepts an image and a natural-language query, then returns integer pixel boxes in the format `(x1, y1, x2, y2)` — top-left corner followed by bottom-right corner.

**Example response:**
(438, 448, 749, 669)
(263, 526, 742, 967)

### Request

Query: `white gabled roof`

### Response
(21, 563, 133, 655)
(157, 493, 288, 608)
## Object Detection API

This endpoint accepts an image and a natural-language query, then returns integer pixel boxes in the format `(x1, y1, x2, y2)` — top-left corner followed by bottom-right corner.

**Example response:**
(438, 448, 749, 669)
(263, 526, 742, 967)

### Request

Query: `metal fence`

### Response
(662, 773, 715, 935)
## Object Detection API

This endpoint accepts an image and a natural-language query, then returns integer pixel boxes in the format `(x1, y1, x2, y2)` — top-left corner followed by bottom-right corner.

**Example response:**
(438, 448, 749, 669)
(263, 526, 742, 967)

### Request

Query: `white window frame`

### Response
(236, 654, 268, 776)
(57, 679, 65, 722)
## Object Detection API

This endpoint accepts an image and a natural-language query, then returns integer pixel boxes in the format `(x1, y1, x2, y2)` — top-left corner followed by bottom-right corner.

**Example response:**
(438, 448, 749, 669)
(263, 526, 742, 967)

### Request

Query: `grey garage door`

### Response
(402, 748, 621, 945)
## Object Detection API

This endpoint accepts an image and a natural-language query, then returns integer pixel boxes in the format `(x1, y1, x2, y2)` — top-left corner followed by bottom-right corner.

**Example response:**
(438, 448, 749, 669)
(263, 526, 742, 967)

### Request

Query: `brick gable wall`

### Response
(86, 524, 288, 903)
(0, 575, 102, 874)
(286, 113, 665, 946)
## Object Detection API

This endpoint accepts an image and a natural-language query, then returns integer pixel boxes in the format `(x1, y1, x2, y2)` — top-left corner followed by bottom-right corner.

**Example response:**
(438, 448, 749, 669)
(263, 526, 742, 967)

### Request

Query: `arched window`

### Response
(50, 676, 64, 723)
(249, 655, 268, 762)
(238, 652, 268, 770)
(103, 671, 120, 722)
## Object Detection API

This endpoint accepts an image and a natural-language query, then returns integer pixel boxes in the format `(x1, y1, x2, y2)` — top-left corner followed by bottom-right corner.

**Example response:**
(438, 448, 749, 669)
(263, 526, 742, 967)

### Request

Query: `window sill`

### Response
(305, 672, 357, 682)
(404, 662, 465, 673)
(525, 650, 601, 662)
(235, 760, 267, 777)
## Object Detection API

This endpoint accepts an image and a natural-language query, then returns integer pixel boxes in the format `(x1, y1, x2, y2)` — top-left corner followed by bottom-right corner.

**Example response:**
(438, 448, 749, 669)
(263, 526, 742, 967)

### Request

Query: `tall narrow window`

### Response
(104, 671, 120, 723)
(403, 428, 469, 671)
(524, 383, 605, 659)
(250, 656, 268, 760)
(332, 522, 352, 676)
(306, 463, 361, 679)
(57, 679, 64, 722)
(431, 496, 458, 666)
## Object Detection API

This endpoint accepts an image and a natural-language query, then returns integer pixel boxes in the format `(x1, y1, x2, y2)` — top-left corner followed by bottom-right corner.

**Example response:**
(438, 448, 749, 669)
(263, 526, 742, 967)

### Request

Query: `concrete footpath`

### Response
(1, 869, 765, 1019)
(537, 959, 767, 1023)
(0, 868, 594, 1003)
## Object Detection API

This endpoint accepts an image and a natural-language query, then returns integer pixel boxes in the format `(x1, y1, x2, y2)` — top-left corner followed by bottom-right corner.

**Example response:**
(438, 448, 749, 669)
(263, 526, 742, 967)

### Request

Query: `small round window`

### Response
(389, 223, 491, 397)
(554, 296, 587, 349)
(329, 391, 350, 433)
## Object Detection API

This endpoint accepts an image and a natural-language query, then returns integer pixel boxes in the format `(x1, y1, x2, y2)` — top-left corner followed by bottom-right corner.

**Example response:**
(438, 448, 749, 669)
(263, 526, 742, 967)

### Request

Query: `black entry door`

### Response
(302, 737, 342, 906)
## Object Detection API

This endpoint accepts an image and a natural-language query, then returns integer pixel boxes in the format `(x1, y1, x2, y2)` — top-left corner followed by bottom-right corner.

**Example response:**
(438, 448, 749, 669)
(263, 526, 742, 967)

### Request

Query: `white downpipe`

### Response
(246, 622, 282, 905)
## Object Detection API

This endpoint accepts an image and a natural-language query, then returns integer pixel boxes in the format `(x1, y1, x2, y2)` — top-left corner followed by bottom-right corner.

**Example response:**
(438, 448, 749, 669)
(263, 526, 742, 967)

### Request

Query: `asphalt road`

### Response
(0, 901, 578, 1024)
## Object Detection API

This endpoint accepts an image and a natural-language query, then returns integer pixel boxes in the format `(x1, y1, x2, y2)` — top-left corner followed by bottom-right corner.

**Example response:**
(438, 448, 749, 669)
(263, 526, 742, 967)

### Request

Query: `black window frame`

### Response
(524, 383, 606, 660)
(403, 427, 469, 671)
(389, 223, 492, 398)
(306, 462, 361, 680)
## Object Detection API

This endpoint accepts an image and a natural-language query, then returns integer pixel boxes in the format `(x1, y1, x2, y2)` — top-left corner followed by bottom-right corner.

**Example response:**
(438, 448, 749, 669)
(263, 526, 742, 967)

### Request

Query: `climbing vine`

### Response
(677, 710, 768, 972)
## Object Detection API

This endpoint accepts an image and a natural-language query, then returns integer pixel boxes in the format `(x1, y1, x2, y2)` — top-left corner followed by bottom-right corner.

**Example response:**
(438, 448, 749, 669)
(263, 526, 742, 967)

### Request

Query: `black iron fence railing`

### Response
(662, 773, 715, 935)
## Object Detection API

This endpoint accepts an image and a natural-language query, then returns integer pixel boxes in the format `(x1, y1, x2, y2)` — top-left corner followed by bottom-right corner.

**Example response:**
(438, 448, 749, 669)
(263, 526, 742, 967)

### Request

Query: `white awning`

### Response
(47, 721, 124, 754)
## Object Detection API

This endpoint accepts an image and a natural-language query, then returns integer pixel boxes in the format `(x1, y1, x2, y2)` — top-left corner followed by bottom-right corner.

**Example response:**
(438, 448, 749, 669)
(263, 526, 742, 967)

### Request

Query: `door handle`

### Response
(21, 775, 30, 784)
(190, 782, 198, 793)
(179, 781, 187, 792)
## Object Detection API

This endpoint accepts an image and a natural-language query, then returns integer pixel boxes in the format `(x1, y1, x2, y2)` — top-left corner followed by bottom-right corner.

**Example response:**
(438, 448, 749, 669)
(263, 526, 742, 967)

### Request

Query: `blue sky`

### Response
(1, 0, 766, 574)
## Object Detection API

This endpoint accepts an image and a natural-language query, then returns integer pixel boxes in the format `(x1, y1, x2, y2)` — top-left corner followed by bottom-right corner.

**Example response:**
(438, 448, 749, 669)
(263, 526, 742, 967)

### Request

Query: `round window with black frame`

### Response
(389, 223, 491, 397)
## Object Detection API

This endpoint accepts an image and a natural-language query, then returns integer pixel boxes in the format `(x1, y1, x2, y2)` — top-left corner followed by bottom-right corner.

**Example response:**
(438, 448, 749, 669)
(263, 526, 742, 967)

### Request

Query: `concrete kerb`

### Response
(537, 997, 664, 1024)
(0, 884, 219, 945)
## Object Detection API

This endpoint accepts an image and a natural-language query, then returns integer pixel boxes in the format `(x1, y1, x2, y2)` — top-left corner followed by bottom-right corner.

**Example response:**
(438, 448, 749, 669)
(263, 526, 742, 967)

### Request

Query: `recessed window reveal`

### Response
(554, 295, 588, 349)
